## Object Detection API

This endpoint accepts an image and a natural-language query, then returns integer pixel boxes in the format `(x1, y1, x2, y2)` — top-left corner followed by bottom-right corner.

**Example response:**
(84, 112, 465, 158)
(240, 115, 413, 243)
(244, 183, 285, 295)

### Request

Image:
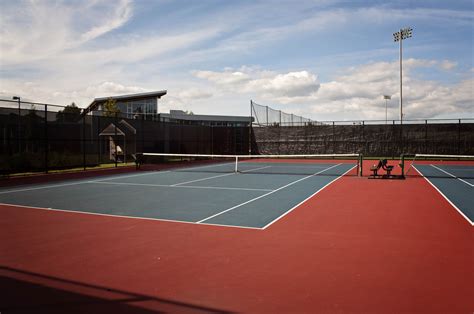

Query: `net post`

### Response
(358, 153, 363, 177)
(83, 113, 86, 170)
(114, 112, 118, 168)
(400, 154, 405, 178)
(235, 155, 239, 173)
(44, 104, 48, 174)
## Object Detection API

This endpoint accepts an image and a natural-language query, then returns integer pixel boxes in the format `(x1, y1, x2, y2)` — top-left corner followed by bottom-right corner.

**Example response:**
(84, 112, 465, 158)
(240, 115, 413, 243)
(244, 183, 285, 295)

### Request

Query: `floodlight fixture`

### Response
(393, 27, 413, 125)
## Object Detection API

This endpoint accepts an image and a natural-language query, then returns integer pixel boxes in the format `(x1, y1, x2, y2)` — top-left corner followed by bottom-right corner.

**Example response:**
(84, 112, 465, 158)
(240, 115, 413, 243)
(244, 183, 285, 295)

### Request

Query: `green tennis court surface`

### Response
(0, 161, 356, 229)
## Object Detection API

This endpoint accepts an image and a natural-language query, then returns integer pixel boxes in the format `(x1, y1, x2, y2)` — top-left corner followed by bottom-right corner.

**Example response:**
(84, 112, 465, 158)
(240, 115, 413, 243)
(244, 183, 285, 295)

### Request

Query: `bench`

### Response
(369, 159, 394, 178)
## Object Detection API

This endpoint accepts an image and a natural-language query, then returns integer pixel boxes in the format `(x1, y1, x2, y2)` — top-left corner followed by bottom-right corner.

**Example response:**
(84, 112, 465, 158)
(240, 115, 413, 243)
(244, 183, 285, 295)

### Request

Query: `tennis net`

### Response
(136, 153, 362, 176)
(403, 154, 474, 179)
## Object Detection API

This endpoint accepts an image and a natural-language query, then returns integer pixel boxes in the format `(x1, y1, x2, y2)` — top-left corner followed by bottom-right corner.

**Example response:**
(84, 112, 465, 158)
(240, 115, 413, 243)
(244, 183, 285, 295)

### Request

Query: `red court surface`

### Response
(1, 160, 473, 313)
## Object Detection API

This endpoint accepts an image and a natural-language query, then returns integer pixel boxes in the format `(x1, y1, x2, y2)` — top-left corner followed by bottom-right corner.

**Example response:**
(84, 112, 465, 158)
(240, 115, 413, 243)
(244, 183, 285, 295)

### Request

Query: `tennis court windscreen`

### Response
(137, 153, 362, 176)
(403, 154, 474, 179)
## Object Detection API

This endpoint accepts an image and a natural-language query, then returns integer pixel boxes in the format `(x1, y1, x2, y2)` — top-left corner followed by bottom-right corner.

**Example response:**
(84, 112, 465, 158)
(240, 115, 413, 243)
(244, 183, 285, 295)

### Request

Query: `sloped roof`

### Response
(84, 90, 167, 114)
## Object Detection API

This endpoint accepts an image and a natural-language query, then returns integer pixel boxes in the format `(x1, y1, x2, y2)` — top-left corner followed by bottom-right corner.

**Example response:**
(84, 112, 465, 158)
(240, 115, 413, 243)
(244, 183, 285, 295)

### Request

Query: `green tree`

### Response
(103, 98, 121, 117)
(56, 102, 82, 122)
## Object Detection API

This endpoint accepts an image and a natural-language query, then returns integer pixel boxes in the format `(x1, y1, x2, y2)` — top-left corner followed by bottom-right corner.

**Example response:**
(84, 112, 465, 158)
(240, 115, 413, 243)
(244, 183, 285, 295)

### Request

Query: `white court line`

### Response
(93, 170, 169, 182)
(0, 171, 166, 195)
(171, 172, 236, 186)
(413, 165, 473, 226)
(171, 165, 272, 186)
(262, 165, 356, 230)
(430, 164, 473, 187)
(0, 181, 91, 195)
(0, 202, 264, 230)
(196, 163, 342, 224)
(173, 161, 235, 171)
(89, 181, 273, 192)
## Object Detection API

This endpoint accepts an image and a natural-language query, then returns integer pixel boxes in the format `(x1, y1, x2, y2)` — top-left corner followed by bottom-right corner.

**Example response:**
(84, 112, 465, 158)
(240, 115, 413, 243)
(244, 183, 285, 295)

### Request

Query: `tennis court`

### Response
(0, 157, 357, 229)
(1, 154, 472, 313)
(411, 162, 474, 224)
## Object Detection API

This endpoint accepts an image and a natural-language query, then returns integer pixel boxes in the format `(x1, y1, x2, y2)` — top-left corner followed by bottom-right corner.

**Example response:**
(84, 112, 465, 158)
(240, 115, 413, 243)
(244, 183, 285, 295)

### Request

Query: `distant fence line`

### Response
(252, 122, 474, 157)
(0, 100, 249, 175)
(1, 99, 473, 175)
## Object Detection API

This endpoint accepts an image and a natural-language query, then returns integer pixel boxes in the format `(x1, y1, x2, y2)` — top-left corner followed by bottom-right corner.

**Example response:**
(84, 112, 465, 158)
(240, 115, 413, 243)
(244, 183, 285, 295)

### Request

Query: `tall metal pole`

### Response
(399, 34, 403, 125)
(383, 95, 391, 125)
(393, 27, 412, 154)
(393, 27, 412, 125)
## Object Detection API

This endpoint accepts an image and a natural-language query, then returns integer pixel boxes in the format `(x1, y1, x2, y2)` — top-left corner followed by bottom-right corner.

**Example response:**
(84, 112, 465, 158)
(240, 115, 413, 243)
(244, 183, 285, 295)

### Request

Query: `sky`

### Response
(0, 0, 472, 121)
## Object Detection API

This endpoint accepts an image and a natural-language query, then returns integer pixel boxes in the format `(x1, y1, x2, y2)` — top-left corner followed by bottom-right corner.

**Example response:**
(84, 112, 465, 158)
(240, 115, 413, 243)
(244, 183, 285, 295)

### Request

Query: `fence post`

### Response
(425, 120, 427, 152)
(332, 121, 335, 154)
(83, 114, 86, 170)
(266, 106, 269, 126)
(114, 113, 118, 168)
(97, 115, 101, 165)
(141, 113, 145, 154)
(458, 119, 461, 154)
(44, 104, 48, 173)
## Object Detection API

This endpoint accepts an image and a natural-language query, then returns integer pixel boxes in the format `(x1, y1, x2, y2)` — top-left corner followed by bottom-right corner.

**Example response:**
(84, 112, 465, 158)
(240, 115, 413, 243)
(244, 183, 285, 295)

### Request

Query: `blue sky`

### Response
(0, 0, 472, 121)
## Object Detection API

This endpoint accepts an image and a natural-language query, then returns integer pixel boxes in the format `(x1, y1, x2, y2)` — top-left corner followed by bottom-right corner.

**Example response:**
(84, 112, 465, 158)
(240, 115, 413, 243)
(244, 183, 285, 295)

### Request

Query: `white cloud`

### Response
(177, 88, 213, 100)
(79, 0, 132, 43)
(439, 60, 458, 71)
(0, 0, 134, 66)
(309, 59, 473, 120)
(193, 59, 472, 121)
(194, 68, 320, 99)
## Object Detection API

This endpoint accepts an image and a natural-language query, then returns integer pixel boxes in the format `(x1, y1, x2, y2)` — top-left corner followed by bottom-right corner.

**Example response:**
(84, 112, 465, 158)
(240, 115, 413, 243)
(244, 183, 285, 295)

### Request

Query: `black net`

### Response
(403, 154, 474, 179)
(138, 153, 361, 176)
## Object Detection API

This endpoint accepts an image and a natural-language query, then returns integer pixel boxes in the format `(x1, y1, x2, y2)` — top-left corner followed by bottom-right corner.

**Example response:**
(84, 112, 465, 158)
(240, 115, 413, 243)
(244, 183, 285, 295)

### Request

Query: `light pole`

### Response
(383, 95, 391, 124)
(393, 27, 413, 125)
(12, 96, 21, 152)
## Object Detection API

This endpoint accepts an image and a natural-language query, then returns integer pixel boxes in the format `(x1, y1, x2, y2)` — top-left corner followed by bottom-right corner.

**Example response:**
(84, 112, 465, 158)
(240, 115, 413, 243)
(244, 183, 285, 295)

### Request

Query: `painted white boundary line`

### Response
(430, 164, 474, 187)
(93, 170, 168, 182)
(171, 161, 235, 171)
(413, 165, 473, 226)
(0, 171, 165, 195)
(171, 165, 272, 186)
(0, 181, 91, 195)
(171, 172, 236, 186)
(0, 202, 264, 230)
(90, 181, 273, 192)
(262, 165, 356, 230)
(196, 163, 342, 224)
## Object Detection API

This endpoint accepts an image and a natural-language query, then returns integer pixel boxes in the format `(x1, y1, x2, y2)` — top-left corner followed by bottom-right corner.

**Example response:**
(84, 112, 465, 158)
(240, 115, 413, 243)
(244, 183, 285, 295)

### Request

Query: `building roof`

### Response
(84, 90, 167, 114)
(161, 110, 253, 123)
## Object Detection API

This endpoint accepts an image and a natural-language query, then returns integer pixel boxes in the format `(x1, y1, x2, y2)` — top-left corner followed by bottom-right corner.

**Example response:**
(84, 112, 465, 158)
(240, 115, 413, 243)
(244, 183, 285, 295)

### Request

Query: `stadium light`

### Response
(12, 96, 21, 152)
(393, 27, 413, 125)
(383, 95, 391, 124)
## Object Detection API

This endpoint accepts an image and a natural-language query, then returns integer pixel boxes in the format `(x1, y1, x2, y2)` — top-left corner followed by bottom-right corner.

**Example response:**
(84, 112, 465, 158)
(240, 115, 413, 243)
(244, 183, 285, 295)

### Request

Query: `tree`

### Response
(103, 98, 121, 117)
(56, 102, 82, 122)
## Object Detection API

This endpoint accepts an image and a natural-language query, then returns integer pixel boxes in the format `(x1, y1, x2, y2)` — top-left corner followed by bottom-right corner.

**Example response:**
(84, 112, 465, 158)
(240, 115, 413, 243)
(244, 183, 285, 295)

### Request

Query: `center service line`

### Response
(430, 164, 474, 187)
(196, 163, 342, 224)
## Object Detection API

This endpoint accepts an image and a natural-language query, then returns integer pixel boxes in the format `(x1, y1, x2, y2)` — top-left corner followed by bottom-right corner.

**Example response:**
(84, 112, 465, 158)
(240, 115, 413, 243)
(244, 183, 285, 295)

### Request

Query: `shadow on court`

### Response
(0, 266, 233, 314)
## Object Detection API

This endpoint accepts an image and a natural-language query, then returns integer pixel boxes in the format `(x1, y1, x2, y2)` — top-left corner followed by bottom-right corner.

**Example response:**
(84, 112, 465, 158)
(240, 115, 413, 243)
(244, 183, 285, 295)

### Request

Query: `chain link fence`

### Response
(0, 100, 250, 175)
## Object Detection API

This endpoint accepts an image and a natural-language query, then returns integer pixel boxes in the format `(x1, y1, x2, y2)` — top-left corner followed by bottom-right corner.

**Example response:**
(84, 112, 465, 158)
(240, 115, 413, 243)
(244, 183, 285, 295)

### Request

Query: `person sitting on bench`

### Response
(370, 159, 394, 177)
(381, 159, 394, 176)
